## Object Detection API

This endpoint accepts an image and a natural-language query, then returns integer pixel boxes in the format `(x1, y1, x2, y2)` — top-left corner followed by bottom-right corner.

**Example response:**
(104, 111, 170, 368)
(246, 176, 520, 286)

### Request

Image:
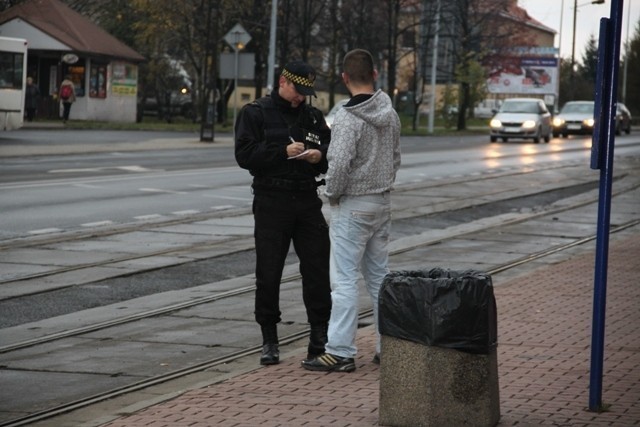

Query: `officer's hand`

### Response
(298, 148, 322, 164)
(287, 141, 306, 157)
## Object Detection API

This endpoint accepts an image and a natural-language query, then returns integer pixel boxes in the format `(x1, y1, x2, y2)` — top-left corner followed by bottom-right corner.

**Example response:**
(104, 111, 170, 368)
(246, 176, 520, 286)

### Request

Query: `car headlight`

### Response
(584, 118, 595, 127)
(552, 117, 565, 127)
(490, 119, 502, 128)
(522, 120, 536, 129)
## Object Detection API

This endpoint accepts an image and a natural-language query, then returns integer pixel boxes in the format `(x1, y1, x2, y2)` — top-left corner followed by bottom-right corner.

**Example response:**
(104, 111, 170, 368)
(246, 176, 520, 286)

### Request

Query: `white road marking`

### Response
(134, 214, 165, 220)
(203, 194, 252, 201)
(73, 183, 103, 189)
(139, 188, 187, 195)
(81, 221, 114, 227)
(28, 228, 63, 235)
(172, 210, 200, 215)
(49, 165, 154, 174)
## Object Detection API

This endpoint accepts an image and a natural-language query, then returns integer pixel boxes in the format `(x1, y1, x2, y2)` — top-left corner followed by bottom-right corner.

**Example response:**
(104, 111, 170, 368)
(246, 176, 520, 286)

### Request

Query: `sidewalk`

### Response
(97, 231, 640, 427)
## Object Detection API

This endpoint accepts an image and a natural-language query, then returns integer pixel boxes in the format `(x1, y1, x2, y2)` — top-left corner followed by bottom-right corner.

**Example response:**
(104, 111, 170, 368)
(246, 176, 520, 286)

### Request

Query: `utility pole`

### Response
(267, 0, 278, 92)
(570, 0, 605, 100)
(428, 0, 440, 134)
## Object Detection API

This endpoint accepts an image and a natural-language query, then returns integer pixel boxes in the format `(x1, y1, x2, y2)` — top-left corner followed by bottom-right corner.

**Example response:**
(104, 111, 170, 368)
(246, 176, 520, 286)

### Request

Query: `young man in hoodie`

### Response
(302, 49, 401, 372)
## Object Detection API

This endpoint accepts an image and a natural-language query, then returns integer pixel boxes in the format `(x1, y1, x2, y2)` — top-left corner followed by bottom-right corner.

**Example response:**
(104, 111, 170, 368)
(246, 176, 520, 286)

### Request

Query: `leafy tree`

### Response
(0, 0, 25, 11)
(447, 0, 520, 130)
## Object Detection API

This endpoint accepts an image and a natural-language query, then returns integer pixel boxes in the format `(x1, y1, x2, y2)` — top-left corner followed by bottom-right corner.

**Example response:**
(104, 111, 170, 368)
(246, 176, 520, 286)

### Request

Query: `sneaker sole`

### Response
(302, 362, 356, 372)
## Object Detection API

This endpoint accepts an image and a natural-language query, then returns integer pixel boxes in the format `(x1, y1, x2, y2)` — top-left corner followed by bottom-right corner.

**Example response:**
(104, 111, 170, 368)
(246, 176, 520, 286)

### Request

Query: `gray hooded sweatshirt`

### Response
(325, 89, 401, 201)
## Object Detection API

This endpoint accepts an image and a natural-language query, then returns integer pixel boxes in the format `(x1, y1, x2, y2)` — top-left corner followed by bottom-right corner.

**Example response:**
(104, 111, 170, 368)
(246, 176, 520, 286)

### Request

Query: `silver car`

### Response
(489, 98, 552, 143)
(552, 101, 595, 138)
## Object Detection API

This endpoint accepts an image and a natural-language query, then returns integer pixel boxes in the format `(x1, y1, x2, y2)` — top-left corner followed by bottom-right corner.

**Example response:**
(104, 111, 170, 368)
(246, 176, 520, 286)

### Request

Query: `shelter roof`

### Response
(0, 0, 145, 62)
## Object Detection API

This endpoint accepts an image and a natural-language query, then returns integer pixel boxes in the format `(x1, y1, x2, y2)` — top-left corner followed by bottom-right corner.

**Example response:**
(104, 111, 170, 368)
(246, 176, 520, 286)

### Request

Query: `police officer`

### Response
(235, 61, 331, 366)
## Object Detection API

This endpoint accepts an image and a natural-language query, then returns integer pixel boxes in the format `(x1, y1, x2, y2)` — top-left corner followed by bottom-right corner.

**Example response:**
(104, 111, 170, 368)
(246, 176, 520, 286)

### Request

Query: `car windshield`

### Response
(561, 103, 594, 114)
(500, 101, 539, 114)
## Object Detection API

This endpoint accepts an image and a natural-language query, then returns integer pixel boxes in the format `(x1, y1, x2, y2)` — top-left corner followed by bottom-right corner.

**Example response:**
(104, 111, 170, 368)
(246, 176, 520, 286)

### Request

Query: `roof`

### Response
(502, 0, 556, 35)
(0, 0, 145, 62)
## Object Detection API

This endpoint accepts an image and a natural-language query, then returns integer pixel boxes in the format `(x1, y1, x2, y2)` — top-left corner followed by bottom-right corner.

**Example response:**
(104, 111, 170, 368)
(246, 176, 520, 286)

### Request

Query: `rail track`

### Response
(1, 161, 639, 427)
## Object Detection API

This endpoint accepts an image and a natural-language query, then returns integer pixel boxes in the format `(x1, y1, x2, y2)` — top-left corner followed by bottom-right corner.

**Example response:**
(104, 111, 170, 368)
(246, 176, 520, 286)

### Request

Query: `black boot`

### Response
(306, 322, 328, 360)
(260, 325, 279, 365)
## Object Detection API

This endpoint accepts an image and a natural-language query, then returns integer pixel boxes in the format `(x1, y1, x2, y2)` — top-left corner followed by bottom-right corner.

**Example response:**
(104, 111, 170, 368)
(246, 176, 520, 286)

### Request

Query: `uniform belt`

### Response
(253, 177, 325, 192)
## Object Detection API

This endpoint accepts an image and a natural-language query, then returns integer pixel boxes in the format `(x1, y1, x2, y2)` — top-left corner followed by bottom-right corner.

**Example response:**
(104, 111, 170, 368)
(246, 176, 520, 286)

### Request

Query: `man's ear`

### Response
(373, 69, 379, 81)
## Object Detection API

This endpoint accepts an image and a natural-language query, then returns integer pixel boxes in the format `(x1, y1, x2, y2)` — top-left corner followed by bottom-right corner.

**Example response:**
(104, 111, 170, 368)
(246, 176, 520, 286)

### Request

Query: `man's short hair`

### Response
(343, 49, 374, 85)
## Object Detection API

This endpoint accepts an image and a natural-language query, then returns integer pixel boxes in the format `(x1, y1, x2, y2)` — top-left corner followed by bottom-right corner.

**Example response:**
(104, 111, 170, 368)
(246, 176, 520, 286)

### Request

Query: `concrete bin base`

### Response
(379, 335, 500, 427)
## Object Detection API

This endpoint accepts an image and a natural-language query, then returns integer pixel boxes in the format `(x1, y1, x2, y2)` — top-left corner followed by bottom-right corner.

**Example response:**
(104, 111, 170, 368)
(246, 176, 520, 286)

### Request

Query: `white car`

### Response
(324, 99, 349, 128)
(489, 98, 552, 143)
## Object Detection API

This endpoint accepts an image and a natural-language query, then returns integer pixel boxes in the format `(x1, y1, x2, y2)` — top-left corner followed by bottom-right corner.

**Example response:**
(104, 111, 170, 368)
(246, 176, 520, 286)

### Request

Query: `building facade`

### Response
(0, 0, 145, 123)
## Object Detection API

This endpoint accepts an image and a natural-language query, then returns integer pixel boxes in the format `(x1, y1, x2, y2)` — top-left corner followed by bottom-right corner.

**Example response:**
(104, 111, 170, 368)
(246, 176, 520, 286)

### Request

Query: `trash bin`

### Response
(378, 268, 500, 427)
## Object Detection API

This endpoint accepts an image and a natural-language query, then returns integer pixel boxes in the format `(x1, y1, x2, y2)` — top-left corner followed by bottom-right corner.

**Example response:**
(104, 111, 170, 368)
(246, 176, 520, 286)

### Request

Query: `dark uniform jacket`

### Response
(235, 89, 330, 190)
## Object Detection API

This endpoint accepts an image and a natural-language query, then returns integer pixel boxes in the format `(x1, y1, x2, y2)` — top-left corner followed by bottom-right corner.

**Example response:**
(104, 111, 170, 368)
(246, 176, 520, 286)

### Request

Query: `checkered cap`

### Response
(281, 61, 316, 97)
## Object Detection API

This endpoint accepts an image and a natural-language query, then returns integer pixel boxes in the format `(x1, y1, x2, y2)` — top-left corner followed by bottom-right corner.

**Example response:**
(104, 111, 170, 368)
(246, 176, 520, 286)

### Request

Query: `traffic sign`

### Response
(224, 23, 251, 51)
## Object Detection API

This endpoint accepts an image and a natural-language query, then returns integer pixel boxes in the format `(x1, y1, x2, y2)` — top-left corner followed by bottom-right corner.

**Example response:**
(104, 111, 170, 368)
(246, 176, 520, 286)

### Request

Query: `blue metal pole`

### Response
(589, 0, 624, 412)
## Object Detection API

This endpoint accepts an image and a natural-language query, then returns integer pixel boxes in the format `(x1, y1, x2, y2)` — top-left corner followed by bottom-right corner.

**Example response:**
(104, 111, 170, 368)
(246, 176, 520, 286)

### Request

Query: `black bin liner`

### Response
(379, 268, 497, 354)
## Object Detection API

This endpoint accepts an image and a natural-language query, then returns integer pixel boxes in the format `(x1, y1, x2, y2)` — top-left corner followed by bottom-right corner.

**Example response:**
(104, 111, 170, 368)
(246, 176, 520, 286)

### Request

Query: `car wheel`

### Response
(533, 129, 540, 143)
(544, 132, 550, 143)
(490, 136, 497, 143)
(552, 132, 559, 138)
(625, 125, 631, 135)
(562, 133, 568, 138)
(502, 137, 508, 142)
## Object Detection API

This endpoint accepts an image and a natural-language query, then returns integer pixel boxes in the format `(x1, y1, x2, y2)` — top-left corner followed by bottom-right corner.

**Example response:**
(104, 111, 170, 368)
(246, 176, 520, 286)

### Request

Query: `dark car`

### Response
(552, 101, 595, 138)
(615, 102, 632, 135)
(138, 88, 195, 122)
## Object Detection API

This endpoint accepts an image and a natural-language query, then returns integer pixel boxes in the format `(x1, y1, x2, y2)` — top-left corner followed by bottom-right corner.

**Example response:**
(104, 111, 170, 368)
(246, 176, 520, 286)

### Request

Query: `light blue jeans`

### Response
(325, 192, 391, 358)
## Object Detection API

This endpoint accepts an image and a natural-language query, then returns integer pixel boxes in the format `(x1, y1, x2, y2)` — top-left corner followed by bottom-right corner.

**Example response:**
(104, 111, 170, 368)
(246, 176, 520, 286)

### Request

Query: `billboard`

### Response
(485, 47, 558, 95)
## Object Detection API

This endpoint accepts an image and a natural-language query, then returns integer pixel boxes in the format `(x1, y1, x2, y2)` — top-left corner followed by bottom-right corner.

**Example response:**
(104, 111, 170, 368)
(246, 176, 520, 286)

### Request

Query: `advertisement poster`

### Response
(485, 48, 558, 95)
(111, 62, 137, 96)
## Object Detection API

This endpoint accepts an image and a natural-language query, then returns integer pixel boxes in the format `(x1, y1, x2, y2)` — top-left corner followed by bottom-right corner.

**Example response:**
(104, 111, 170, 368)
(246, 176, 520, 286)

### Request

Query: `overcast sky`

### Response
(517, 0, 640, 61)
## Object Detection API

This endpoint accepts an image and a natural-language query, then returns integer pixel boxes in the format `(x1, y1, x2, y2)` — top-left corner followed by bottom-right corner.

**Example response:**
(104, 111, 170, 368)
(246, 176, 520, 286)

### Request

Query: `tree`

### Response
(620, 17, 640, 114)
(580, 34, 599, 84)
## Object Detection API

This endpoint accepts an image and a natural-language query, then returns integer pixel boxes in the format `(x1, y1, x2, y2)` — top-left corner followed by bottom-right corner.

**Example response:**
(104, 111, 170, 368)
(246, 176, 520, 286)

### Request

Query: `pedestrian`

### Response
(234, 61, 332, 366)
(302, 49, 401, 373)
(59, 75, 76, 123)
(24, 77, 40, 122)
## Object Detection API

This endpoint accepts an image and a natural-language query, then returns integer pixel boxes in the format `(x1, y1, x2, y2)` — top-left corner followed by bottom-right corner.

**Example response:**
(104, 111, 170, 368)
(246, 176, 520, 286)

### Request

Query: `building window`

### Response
(402, 28, 416, 49)
(89, 63, 107, 98)
(65, 62, 86, 97)
(0, 51, 24, 89)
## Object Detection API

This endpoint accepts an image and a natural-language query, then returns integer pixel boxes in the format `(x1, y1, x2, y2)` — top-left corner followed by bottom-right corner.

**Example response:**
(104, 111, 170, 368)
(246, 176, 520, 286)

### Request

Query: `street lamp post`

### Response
(622, 0, 631, 103)
(570, 0, 605, 100)
(232, 33, 243, 126)
(224, 23, 251, 132)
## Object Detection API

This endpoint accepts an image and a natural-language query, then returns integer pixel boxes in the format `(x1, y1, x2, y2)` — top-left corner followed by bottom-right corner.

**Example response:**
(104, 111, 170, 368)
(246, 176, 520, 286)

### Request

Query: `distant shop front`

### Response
(32, 52, 139, 122)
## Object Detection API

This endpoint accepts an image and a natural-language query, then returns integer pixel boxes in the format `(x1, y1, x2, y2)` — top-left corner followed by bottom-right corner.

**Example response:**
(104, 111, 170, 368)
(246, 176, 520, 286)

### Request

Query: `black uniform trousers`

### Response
(252, 187, 331, 327)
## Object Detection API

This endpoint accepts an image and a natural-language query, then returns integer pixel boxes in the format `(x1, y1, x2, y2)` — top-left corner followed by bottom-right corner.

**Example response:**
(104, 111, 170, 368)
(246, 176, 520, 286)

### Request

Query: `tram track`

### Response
(1, 158, 639, 427)
(1, 217, 639, 427)
(0, 162, 614, 288)
(2, 206, 638, 357)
